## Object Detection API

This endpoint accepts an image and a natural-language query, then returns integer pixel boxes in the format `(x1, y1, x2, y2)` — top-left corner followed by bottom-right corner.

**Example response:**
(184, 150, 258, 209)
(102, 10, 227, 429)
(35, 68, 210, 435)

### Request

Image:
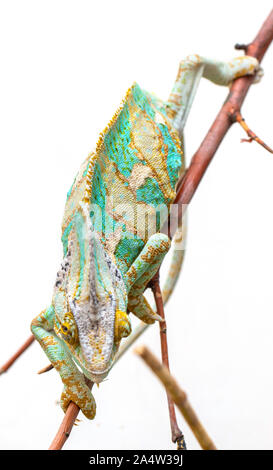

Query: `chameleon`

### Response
(31, 54, 260, 419)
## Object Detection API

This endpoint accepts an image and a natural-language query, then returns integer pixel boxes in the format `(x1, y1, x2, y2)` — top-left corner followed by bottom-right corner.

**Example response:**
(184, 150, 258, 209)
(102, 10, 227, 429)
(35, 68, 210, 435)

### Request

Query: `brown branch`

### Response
(0, 335, 35, 374)
(171, 8, 273, 235)
(49, 378, 93, 450)
(232, 111, 273, 153)
(150, 273, 186, 449)
(135, 345, 217, 450)
(48, 401, 81, 450)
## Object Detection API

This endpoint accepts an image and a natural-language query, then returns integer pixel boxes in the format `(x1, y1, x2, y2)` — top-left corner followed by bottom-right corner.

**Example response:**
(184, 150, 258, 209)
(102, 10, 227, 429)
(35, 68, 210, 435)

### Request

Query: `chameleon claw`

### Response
(153, 313, 164, 322)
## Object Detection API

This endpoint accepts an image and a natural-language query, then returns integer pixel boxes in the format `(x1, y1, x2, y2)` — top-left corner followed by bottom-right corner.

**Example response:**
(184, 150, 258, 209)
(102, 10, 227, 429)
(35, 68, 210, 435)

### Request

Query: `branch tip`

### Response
(136, 345, 217, 450)
(233, 111, 273, 153)
(37, 364, 54, 375)
(234, 43, 249, 51)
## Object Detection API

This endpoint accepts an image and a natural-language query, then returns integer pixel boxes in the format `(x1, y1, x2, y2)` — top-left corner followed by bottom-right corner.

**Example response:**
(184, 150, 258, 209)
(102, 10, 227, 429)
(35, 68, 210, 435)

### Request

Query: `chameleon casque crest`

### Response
(31, 54, 259, 419)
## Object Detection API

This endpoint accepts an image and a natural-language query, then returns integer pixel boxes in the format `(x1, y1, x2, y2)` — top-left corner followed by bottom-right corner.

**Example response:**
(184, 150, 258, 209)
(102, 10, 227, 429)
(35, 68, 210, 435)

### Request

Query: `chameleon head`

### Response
(53, 227, 131, 383)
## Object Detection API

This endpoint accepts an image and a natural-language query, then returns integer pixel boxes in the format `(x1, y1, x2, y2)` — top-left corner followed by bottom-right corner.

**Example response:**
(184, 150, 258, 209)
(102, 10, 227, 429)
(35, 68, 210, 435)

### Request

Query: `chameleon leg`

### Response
(128, 292, 159, 324)
(124, 233, 171, 323)
(165, 54, 260, 133)
(31, 306, 96, 419)
(124, 233, 171, 291)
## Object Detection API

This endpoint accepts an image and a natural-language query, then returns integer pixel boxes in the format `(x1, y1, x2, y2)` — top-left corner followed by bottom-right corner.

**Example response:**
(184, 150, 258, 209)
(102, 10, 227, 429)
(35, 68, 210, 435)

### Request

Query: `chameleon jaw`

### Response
(83, 362, 114, 384)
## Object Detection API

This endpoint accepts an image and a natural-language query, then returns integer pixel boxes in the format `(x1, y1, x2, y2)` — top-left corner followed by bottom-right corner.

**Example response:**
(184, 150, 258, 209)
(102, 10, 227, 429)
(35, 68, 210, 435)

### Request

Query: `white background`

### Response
(0, 0, 272, 450)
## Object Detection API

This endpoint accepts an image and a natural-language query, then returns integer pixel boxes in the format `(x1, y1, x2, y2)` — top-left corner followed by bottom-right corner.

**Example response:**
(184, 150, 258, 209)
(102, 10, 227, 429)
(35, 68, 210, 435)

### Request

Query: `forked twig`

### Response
(231, 110, 273, 153)
(135, 345, 217, 450)
(149, 272, 186, 449)
(171, 9, 273, 229)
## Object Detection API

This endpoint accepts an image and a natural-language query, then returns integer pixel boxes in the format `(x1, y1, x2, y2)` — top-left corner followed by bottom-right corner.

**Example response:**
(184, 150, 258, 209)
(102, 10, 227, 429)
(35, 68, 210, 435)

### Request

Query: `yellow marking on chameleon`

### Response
(114, 310, 131, 343)
(43, 335, 58, 347)
(95, 85, 135, 155)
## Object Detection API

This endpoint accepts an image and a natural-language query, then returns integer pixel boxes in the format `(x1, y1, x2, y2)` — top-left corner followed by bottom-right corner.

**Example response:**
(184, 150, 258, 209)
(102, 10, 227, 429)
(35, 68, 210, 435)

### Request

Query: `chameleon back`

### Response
(62, 83, 184, 278)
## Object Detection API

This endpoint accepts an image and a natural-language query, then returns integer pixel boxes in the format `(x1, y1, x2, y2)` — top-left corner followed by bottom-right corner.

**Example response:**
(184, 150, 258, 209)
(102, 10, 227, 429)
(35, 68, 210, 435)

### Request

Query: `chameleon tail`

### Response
(161, 216, 186, 306)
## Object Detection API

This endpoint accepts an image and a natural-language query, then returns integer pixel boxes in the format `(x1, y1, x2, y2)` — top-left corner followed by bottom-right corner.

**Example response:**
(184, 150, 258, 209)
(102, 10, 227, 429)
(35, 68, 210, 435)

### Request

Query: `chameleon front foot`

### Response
(61, 383, 96, 420)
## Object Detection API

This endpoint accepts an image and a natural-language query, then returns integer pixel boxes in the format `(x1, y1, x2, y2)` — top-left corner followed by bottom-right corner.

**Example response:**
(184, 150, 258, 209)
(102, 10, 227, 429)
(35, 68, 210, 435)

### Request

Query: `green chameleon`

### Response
(31, 54, 260, 419)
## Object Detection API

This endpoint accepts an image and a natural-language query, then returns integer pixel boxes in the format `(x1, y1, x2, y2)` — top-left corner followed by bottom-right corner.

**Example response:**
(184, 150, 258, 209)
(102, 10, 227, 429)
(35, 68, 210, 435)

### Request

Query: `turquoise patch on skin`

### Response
(136, 178, 165, 207)
(115, 236, 144, 276)
(132, 84, 155, 121)
(104, 212, 118, 241)
(90, 162, 106, 235)
(62, 221, 73, 255)
(104, 102, 139, 179)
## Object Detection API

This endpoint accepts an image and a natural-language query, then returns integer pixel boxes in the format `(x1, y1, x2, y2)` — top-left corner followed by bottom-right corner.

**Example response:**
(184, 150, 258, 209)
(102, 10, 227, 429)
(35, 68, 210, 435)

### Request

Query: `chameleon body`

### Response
(31, 55, 259, 419)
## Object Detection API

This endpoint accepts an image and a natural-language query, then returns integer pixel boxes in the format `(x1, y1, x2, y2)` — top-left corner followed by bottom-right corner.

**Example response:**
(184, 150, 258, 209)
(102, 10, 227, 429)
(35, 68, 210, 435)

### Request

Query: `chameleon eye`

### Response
(61, 323, 69, 335)
(61, 312, 79, 345)
(114, 310, 131, 343)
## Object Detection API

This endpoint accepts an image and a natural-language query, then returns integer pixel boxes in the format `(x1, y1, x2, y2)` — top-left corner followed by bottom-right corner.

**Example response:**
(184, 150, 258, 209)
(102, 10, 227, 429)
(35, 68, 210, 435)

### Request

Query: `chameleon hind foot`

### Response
(128, 293, 163, 324)
(61, 383, 96, 420)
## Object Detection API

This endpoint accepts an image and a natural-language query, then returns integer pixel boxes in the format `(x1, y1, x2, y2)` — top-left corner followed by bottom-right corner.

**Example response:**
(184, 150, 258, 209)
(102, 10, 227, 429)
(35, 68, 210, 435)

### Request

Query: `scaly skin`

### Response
(31, 54, 260, 419)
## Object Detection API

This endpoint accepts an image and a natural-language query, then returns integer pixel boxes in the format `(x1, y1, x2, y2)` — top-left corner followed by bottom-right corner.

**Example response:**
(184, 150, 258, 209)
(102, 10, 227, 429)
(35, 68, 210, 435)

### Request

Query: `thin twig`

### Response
(37, 364, 54, 375)
(135, 345, 217, 450)
(150, 272, 186, 449)
(0, 335, 35, 374)
(234, 43, 249, 51)
(231, 111, 273, 153)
